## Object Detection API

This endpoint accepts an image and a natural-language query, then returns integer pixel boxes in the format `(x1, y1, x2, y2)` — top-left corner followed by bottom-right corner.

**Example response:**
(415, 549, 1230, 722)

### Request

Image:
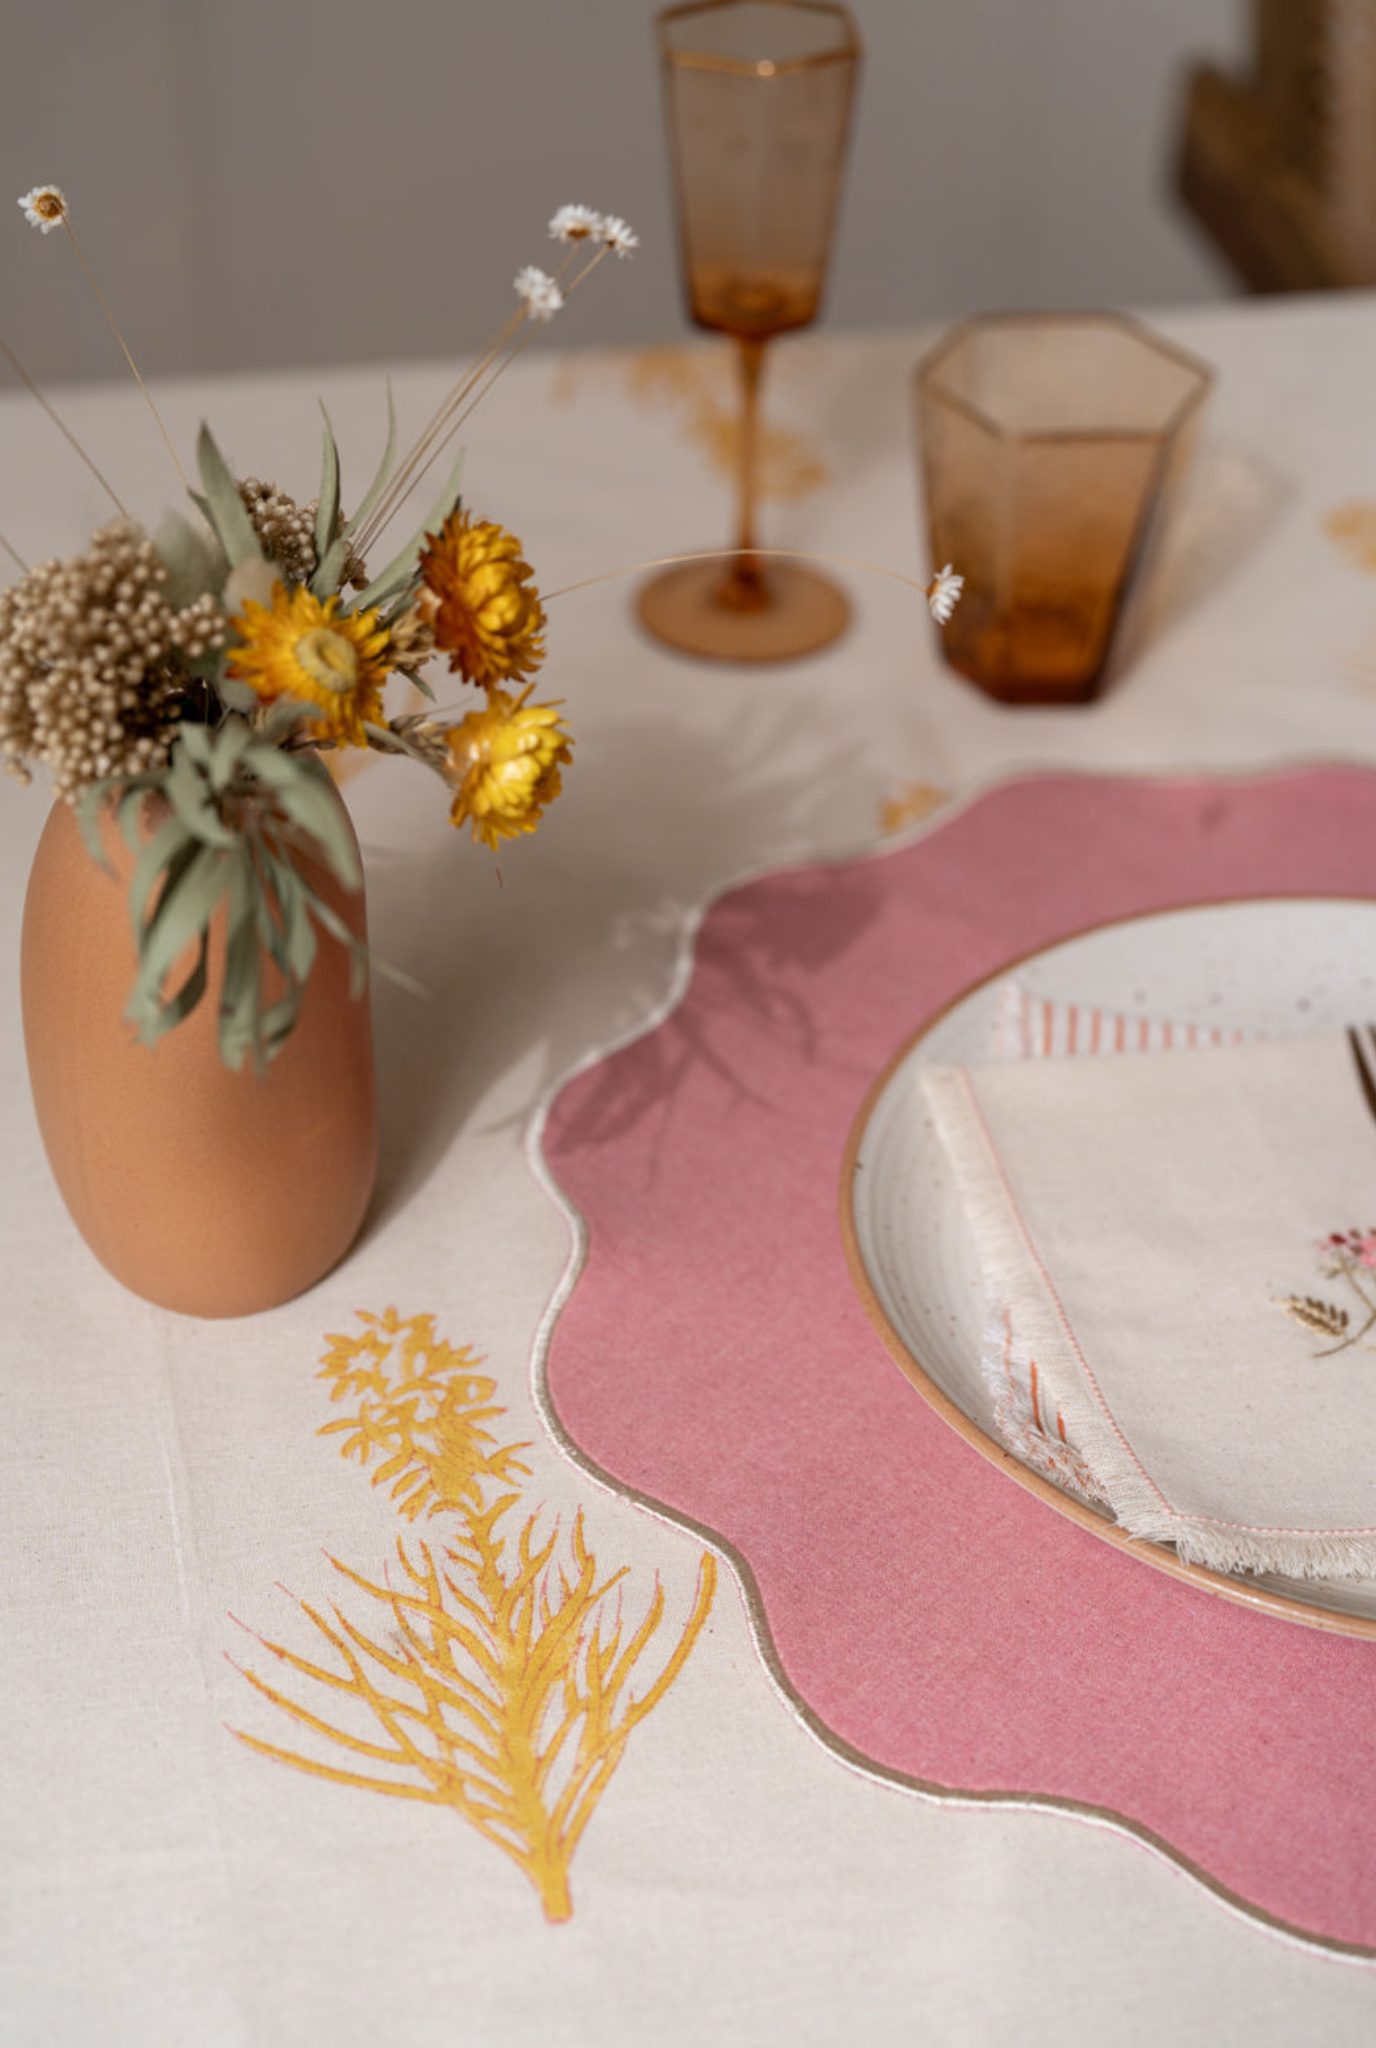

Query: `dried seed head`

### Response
(0, 518, 210, 801)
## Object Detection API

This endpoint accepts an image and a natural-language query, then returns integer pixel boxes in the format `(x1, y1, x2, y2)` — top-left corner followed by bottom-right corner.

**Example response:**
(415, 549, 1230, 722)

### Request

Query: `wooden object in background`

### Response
(1176, 0, 1365, 291)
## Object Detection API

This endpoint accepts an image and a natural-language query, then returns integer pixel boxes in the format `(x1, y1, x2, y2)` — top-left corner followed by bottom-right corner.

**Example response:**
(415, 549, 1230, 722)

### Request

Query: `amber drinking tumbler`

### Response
(915, 313, 1213, 704)
(640, 0, 860, 662)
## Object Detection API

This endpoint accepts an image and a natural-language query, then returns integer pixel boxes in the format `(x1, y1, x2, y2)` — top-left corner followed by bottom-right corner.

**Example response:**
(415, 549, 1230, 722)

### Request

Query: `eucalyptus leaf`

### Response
(251, 865, 282, 956)
(351, 557, 420, 620)
(313, 384, 401, 600)
(175, 722, 213, 770)
(118, 783, 155, 860)
(154, 510, 228, 611)
(251, 753, 363, 891)
(310, 534, 350, 600)
(127, 845, 229, 1043)
(207, 717, 256, 793)
(252, 700, 313, 747)
(313, 404, 342, 569)
(233, 851, 292, 1075)
(135, 928, 209, 1040)
(136, 843, 229, 991)
(165, 741, 234, 849)
(218, 855, 265, 1072)
(217, 674, 260, 716)
(260, 697, 327, 741)
(264, 851, 318, 987)
(286, 889, 318, 987)
(195, 423, 265, 570)
(295, 875, 425, 999)
(128, 813, 193, 943)
(285, 881, 367, 999)
(339, 382, 397, 544)
(76, 783, 116, 870)
(257, 987, 305, 1057)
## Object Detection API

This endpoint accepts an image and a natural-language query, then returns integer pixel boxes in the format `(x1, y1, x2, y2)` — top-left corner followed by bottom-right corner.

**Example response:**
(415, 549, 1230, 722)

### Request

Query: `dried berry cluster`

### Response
(238, 478, 319, 587)
(0, 519, 226, 800)
(238, 478, 368, 591)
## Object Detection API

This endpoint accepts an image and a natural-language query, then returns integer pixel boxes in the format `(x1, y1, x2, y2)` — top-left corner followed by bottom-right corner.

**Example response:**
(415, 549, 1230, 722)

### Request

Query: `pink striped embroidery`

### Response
(991, 1317, 1110, 1511)
(1009, 985, 1248, 1061)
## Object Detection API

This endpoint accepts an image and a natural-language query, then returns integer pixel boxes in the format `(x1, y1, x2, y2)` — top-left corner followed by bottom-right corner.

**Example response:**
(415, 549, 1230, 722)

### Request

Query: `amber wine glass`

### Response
(640, 0, 861, 662)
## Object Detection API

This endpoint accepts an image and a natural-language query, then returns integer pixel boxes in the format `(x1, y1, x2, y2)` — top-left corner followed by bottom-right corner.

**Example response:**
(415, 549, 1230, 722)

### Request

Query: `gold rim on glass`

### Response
(658, 0, 859, 73)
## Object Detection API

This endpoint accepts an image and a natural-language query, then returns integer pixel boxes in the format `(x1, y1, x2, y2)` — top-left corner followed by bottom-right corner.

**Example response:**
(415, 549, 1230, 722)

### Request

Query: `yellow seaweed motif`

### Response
(232, 1308, 716, 1922)
(552, 345, 830, 502)
(1325, 501, 1376, 574)
(879, 782, 950, 836)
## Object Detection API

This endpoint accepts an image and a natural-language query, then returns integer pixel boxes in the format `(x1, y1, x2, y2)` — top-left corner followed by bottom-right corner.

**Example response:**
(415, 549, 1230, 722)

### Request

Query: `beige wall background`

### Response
(0, 0, 1243, 390)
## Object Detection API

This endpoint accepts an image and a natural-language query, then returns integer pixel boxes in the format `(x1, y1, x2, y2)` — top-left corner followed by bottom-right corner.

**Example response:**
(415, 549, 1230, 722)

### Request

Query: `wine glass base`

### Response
(636, 559, 851, 663)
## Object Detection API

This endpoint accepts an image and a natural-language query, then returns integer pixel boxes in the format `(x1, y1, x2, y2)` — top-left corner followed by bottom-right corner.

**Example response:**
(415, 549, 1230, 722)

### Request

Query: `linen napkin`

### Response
(922, 1018, 1376, 1579)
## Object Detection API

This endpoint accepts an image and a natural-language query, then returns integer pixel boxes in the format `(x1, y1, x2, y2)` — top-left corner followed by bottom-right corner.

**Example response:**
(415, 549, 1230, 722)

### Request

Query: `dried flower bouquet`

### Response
(4, 186, 636, 1071)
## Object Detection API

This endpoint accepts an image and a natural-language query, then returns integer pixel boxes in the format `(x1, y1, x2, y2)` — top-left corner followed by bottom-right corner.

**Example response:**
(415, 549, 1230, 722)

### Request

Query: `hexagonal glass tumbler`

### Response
(914, 313, 1213, 704)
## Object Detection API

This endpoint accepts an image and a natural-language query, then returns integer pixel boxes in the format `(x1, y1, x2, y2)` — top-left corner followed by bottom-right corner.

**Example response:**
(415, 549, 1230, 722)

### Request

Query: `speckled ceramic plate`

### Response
(842, 896, 1376, 1636)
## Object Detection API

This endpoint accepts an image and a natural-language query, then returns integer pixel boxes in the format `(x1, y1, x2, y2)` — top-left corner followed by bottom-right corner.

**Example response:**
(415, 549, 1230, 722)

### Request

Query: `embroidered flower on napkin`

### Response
(923, 1021, 1376, 1580)
(1276, 1223, 1376, 1356)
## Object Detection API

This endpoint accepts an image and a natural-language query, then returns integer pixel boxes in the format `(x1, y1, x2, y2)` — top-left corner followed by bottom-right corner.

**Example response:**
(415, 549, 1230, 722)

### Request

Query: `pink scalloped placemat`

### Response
(541, 767, 1376, 1951)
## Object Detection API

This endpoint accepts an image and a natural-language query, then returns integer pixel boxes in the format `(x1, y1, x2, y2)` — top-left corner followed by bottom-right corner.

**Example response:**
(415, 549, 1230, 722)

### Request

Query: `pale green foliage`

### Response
(70, 394, 451, 1072)
(78, 717, 371, 1073)
(153, 510, 228, 614)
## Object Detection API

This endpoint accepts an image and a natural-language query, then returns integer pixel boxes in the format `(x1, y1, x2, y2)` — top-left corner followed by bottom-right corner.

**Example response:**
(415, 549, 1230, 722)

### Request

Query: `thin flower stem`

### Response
(356, 251, 584, 554)
(1337, 1254, 1376, 1312)
(561, 242, 611, 294)
(61, 218, 189, 494)
(359, 244, 592, 556)
(396, 324, 539, 505)
(356, 334, 530, 560)
(543, 545, 934, 604)
(1314, 1312, 1376, 1358)
(0, 329, 129, 515)
(355, 308, 529, 557)
(1318, 1255, 1376, 1355)
(373, 247, 584, 538)
(0, 530, 28, 573)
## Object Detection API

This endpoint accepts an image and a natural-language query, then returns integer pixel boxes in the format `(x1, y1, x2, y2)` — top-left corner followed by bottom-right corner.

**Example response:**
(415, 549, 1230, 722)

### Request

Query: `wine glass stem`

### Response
(722, 336, 770, 612)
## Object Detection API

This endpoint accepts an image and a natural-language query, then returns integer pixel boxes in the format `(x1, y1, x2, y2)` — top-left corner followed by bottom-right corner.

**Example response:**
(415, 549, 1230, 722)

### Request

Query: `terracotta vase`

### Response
(20, 791, 378, 1317)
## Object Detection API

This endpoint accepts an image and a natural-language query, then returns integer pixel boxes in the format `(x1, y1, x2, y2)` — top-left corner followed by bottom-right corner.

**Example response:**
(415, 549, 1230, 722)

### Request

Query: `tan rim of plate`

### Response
(838, 892, 1376, 1642)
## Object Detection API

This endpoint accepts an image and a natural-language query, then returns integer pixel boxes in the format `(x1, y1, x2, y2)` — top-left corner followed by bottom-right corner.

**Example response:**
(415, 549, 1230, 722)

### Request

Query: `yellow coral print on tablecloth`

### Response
(230, 1308, 716, 1923)
(552, 345, 829, 502)
(879, 782, 950, 836)
(1323, 503, 1376, 696)
(1325, 501, 1376, 573)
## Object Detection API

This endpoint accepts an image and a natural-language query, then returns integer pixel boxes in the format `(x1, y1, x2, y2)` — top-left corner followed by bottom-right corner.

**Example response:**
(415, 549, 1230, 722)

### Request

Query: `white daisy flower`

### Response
(549, 204, 603, 244)
(17, 184, 68, 234)
(600, 215, 639, 259)
(926, 563, 963, 624)
(514, 265, 564, 323)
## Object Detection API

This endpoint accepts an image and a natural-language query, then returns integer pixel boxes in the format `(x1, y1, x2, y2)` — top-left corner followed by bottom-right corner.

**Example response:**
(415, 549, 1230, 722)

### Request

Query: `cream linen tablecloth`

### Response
(7, 296, 1376, 2043)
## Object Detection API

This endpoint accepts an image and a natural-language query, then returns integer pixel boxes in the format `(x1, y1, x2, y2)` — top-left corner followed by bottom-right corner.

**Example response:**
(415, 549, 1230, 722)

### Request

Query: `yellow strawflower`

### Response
(227, 583, 391, 747)
(446, 687, 571, 849)
(420, 509, 546, 690)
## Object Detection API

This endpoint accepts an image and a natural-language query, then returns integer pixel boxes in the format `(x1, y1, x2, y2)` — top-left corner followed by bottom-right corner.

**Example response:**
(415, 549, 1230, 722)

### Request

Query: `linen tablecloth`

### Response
(8, 294, 1376, 2041)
